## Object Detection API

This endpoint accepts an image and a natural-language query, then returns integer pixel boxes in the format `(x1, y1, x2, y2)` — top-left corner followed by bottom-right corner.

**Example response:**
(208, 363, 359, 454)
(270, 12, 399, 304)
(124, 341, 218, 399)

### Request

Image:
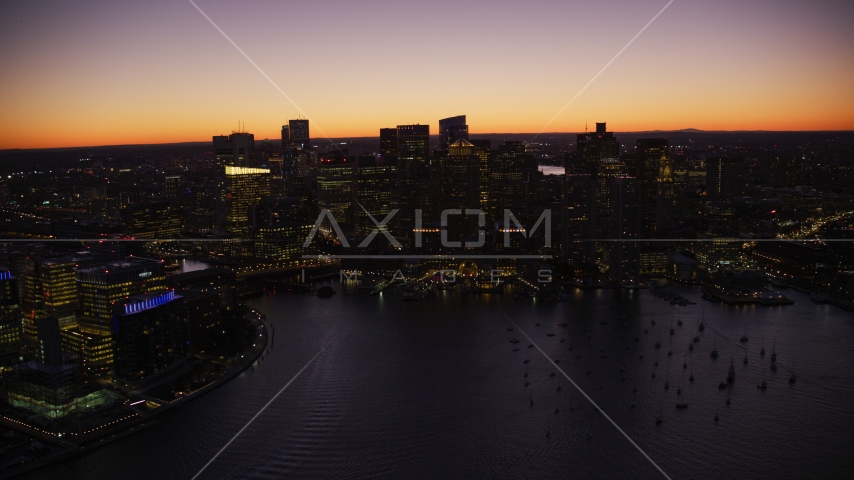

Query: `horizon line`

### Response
(4, 128, 854, 153)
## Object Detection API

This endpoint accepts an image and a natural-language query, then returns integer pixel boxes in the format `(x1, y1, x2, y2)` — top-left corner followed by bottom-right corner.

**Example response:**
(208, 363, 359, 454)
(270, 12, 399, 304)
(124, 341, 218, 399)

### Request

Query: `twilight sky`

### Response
(1, 0, 853, 149)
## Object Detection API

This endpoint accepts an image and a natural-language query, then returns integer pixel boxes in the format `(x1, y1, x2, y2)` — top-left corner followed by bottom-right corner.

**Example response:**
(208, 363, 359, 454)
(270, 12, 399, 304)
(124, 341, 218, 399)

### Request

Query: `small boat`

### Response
(770, 362, 777, 371)
(512, 348, 520, 352)
(550, 372, 556, 378)
(644, 328, 649, 334)
(699, 322, 705, 331)
(535, 323, 541, 327)
(528, 344, 534, 349)
(675, 403, 688, 409)
(317, 285, 336, 298)
(651, 319, 656, 325)
(507, 328, 514, 332)
(509, 338, 520, 344)
(523, 359, 530, 364)
(557, 384, 562, 392)
(743, 355, 748, 365)
(760, 337, 766, 357)
(689, 371, 694, 382)
(555, 408, 560, 415)
(714, 413, 719, 422)
(757, 370, 767, 389)
(740, 323, 748, 343)
(676, 319, 683, 326)
(655, 340, 661, 349)
(709, 333, 718, 358)
(771, 337, 777, 363)
(664, 380, 670, 390)
(718, 382, 728, 389)
(546, 333, 555, 337)
(727, 358, 735, 383)
(689, 343, 694, 351)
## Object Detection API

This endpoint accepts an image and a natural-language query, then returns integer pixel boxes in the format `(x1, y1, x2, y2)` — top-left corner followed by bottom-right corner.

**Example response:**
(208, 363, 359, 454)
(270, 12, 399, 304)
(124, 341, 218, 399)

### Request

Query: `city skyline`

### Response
(2, 0, 854, 149)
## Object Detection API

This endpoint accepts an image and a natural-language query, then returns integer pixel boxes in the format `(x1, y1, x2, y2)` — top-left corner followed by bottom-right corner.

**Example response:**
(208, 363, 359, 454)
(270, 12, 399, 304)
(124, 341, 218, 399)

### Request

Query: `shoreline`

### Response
(0, 307, 270, 480)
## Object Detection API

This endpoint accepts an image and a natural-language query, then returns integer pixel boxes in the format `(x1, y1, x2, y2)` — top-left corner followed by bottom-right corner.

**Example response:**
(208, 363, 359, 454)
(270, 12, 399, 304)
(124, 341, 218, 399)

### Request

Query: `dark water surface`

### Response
(22, 284, 854, 479)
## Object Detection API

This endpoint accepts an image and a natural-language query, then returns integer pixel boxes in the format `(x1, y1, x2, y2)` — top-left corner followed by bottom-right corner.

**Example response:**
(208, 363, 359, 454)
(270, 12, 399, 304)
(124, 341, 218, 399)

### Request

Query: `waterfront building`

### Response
(355, 155, 397, 237)
(317, 152, 356, 233)
(563, 175, 597, 276)
(393, 124, 430, 246)
(66, 257, 167, 374)
(607, 176, 640, 285)
(112, 290, 191, 388)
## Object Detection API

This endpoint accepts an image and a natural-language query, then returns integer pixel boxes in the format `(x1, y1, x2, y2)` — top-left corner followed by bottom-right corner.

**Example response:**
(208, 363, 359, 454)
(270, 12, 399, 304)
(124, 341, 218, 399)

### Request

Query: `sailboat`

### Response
(740, 323, 749, 343)
(670, 316, 675, 336)
(683, 354, 688, 369)
(693, 321, 701, 343)
(656, 401, 663, 424)
(689, 370, 694, 382)
(757, 369, 767, 389)
(664, 364, 670, 389)
(771, 337, 777, 363)
(727, 357, 735, 383)
(710, 332, 719, 358)
(760, 336, 766, 357)
(789, 355, 797, 383)
(699, 307, 706, 331)
(743, 354, 748, 365)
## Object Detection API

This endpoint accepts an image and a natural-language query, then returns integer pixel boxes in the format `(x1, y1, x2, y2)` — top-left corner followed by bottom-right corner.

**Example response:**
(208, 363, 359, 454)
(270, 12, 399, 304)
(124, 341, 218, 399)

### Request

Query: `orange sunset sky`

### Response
(1, 0, 853, 150)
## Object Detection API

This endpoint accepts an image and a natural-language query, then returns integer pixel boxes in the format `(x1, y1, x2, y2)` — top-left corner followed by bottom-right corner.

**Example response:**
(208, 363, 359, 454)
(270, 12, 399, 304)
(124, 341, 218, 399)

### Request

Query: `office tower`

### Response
(607, 177, 640, 285)
(636, 139, 671, 237)
(121, 202, 182, 239)
(490, 141, 535, 221)
(563, 175, 597, 276)
(438, 115, 469, 151)
(281, 124, 290, 148)
(165, 175, 183, 199)
(256, 220, 314, 261)
(576, 122, 623, 220)
(112, 290, 190, 386)
(394, 125, 430, 246)
(218, 166, 272, 234)
(435, 139, 481, 244)
(19, 256, 78, 355)
(380, 128, 398, 164)
(470, 139, 492, 215)
(214, 132, 256, 170)
(705, 157, 747, 195)
(0, 269, 21, 366)
(69, 257, 167, 373)
(355, 155, 397, 237)
(317, 152, 357, 233)
(288, 119, 310, 150)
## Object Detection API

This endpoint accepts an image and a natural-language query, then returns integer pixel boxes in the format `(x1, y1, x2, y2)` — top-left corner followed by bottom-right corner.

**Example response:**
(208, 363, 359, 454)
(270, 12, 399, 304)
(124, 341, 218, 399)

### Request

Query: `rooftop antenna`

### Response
(585, 118, 588, 133)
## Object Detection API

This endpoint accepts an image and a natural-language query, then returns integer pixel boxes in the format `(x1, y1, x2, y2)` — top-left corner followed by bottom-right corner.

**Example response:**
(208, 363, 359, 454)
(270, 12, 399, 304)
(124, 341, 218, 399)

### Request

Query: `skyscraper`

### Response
(393, 124, 430, 246)
(438, 115, 469, 151)
(705, 157, 747, 196)
(121, 202, 182, 239)
(436, 139, 481, 245)
(576, 122, 623, 221)
(218, 166, 272, 234)
(380, 128, 398, 164)
(317, 152, 356, 232)
(112, 290, 190, 387)
(563, 175, 597, 276)
(288, 119, 310, 150)
(607, 176, 640, 285)
(636, 138, 671, 237)
(356, 155, 397, 237)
